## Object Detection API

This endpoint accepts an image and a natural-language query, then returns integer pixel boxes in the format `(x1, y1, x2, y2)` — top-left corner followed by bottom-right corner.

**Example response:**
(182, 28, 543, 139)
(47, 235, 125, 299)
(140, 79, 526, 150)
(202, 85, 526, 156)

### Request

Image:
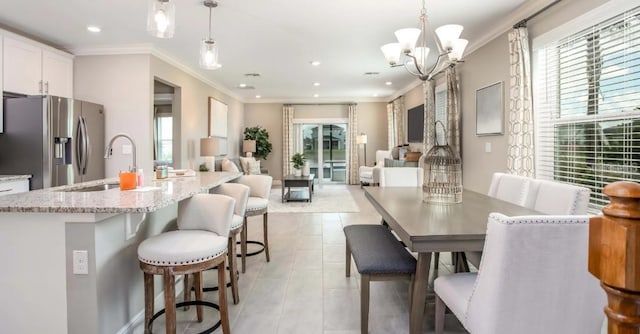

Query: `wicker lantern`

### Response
(423, 122, 462, 204)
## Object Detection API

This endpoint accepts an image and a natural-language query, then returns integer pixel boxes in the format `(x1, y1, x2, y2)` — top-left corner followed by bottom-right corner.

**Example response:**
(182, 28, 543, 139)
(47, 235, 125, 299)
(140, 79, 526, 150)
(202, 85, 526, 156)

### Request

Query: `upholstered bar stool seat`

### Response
(236, 175, 273, 273)
(138, 194, 234, 334)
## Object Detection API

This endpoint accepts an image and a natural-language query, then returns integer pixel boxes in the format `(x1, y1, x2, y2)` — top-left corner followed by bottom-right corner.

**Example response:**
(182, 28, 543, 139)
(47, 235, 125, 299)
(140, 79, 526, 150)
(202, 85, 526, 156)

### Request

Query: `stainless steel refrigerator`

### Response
(0, 95, 105, 189)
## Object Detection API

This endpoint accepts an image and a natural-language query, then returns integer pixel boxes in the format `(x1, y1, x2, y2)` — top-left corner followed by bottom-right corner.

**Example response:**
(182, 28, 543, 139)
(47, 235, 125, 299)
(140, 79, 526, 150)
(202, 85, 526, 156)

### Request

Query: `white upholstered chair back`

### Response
(464, 213, 605, 333)
(237, 175, 273, 200)
(211, 183, 250, 217)
(177, 193, 235, 238)
(379, 167, 424, 187)
(375, 150, 392, 166)
(487, 172, 539, 208)
(531, 179, 591, 214)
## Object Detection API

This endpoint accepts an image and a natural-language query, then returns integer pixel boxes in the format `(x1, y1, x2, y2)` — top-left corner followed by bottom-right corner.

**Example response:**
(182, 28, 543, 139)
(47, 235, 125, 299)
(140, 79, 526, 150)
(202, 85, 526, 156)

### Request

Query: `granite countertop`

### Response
(0, 175, 32, 182)
(0, 171, 242, 213)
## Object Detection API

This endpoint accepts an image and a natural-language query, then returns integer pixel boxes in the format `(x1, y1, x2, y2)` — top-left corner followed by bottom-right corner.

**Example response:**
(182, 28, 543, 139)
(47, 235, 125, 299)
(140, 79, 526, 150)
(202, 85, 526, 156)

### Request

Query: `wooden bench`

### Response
(344, 224, 417, 334)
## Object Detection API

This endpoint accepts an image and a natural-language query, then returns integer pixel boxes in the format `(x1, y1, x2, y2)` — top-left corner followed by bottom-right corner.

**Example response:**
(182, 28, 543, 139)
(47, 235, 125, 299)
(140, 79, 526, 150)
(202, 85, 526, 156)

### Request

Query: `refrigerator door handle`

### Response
(81, 116, 90, 174)
(75, 116, 84, 175)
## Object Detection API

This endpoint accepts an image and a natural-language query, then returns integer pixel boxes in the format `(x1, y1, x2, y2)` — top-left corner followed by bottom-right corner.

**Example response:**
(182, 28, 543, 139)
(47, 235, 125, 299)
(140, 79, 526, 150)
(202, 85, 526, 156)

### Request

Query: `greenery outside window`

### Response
(534, 6, 640, 213)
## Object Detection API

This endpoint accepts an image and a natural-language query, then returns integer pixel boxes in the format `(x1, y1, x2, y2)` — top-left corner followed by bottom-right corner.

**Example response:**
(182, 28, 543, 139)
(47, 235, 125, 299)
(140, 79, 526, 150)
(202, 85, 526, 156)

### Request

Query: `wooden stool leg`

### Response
(263, 212, 270, 262)
(182, 274, 191, 311)
(360, 274, 370, 334)
(163, 270, 176, 334)
(241, 217, 248, 273)
(435, 292, 446, 334)
(143, 272, 154, 334)
(228, 232, 240, 304)
(217, 259, 231, 334)
(194, 271, 203, 322)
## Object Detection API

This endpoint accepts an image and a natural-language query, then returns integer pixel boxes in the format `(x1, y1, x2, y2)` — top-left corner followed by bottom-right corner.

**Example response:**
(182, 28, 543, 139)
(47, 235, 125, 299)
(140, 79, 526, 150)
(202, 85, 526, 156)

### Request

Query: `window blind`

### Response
(534, 7, 640, 212)
(435, 87, 448, 145)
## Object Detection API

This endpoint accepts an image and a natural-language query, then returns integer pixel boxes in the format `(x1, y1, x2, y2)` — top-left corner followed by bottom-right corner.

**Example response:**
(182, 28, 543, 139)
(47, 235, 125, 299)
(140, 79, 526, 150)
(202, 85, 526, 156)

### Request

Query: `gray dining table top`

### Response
(364, 187, 540, 252)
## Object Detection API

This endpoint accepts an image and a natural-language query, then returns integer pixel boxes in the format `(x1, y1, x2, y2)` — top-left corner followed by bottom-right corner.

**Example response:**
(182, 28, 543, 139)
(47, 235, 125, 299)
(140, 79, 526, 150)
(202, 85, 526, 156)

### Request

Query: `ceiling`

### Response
(0, 0, 540, 103)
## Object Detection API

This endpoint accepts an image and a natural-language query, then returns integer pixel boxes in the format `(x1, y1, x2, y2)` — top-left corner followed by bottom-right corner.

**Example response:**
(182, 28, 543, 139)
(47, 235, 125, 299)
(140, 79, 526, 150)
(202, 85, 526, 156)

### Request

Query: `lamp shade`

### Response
(356, 134, 368, 145)
(435, 24, 463, 51)
(395, 28, 421, 53)
(147, 0, 175, 38)
(200, 39, 222, 70)
(243, 139, 256, 153)
(380, 43, 401, 66)
(200, 136, 227, 156)
(448, 39, 468, 61)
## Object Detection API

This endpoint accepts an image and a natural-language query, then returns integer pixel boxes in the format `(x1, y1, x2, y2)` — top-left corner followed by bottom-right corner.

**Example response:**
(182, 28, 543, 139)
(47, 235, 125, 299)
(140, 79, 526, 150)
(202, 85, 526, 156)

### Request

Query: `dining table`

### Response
(364, 187, 540, 334)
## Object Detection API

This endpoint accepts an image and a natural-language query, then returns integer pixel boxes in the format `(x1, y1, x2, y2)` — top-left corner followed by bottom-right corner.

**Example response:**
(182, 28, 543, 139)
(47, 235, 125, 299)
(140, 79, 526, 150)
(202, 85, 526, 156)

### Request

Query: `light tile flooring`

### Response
(130, 184, 468, 334)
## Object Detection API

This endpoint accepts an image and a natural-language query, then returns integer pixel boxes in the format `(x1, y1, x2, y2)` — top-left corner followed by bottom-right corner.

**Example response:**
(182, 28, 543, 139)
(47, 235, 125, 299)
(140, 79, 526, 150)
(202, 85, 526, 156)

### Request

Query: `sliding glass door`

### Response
(296, 122, 347, 184)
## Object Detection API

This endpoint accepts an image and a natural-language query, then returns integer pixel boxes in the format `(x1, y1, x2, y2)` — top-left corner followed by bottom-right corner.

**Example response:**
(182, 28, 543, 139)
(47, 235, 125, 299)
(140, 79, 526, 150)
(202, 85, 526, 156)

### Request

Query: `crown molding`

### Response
(70, 44, 246, 103)
(244, 96, 388, 104)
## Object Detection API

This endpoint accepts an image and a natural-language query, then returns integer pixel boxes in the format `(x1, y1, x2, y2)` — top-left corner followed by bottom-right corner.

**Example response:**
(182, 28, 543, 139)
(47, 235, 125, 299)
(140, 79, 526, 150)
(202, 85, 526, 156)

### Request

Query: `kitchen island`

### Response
(0, 171, 242, 334)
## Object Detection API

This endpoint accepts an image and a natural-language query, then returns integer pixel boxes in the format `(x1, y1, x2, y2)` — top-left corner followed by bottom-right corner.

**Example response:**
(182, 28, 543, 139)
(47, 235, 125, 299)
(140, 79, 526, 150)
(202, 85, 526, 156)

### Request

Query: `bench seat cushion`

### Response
(344, 224, 416, 275)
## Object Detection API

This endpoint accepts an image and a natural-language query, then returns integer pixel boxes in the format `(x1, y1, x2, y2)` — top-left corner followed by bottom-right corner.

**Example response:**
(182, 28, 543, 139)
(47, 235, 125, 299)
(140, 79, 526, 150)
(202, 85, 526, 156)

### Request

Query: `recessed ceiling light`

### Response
(310, 61, 321, 66)
(313, 82, 320, 87)
(385, 81, 393, 85)
(87, 25, 101, 33)
(373, 93, 379, 97)
(313, 94, 319, 98)
(255, 95, 261, 99)
(239, 83, 247, 88)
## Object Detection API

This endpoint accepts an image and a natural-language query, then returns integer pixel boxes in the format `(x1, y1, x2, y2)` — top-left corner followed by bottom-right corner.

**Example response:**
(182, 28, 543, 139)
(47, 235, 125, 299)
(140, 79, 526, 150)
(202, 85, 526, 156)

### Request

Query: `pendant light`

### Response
(200, 0, 222, 70)
(147, 0, 175, 38)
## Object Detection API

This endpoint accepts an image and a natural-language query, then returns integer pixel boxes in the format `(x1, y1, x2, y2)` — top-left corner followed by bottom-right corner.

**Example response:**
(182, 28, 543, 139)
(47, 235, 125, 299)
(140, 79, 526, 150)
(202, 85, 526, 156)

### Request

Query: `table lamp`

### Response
(243, 139, 256, 157)
(200, 136, 227, 171)
(356, 133, 367, 166)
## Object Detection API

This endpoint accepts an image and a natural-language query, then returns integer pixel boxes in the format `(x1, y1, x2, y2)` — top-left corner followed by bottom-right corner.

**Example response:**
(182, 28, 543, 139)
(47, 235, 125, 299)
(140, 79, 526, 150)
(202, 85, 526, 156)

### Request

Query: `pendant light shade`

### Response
(448, 39, 468, 61)
(200, 39, 221, 69)
(147, 0, 175, 38)
(380, 43, 401, 66)
(435, 24, 463, 50)
(200, 0, 221, 70)
(394, 28, 421, 53)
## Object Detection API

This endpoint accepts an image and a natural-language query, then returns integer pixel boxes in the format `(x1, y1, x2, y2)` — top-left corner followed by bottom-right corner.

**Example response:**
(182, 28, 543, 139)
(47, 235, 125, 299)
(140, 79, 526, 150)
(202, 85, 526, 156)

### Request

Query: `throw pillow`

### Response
(248, 160, 261, 175)
(239, 157, 255, 175)
(405, 152, 421, 162)
(221, 158, 240, 173)
(384, 158, 405, 168)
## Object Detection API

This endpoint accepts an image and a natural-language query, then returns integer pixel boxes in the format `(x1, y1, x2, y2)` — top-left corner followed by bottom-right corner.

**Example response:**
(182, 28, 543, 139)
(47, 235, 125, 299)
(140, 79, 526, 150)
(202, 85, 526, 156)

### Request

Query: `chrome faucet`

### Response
(105, 133, 137, 171)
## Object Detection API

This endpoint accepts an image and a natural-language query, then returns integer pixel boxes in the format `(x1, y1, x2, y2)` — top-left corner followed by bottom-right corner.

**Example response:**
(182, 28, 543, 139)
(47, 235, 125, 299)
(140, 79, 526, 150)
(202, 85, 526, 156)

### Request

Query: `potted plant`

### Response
(291, 153, 305, 176)
(244, 126, 273, 160)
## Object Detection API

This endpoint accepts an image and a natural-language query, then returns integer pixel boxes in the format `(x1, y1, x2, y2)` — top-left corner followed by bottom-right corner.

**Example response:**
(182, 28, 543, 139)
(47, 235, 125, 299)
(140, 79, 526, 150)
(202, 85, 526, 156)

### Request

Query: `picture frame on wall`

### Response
(208, 97, 228, 137)
(475, 81, 503, 136)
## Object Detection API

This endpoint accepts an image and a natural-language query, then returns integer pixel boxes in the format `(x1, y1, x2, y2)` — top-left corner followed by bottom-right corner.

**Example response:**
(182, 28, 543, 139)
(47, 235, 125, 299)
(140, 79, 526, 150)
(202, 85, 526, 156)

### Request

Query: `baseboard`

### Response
(116, 276, 185, 334)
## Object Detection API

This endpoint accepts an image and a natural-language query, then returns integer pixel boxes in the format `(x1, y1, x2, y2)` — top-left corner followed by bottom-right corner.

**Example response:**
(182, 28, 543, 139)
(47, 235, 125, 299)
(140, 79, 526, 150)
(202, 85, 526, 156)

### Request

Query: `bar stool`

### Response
(137, 193, 235, 334)
(209, 182, 250, 304)
(236, 175, 273, 273)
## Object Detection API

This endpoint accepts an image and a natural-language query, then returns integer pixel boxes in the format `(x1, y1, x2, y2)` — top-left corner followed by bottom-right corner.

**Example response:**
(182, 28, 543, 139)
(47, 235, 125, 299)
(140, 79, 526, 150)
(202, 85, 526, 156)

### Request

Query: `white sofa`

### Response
(359, 150, 391, 187)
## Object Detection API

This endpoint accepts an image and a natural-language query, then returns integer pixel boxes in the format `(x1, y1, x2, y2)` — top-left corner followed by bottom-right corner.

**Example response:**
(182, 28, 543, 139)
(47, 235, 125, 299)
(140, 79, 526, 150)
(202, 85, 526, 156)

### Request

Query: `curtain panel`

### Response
(507, 26, 535, 177)
(422, 80, 436, 155)
(387, 102, 396, 149)
(394, 97, 405, 146)
(347, 104, 359, 185)
(282, 105, 295, 176)
(446, 67, 461, 157)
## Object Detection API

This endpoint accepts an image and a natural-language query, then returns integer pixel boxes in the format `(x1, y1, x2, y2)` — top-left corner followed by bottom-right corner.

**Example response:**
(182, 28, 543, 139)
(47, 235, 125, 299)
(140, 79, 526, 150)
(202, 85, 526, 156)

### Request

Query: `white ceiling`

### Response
(0, 0, 543, 103)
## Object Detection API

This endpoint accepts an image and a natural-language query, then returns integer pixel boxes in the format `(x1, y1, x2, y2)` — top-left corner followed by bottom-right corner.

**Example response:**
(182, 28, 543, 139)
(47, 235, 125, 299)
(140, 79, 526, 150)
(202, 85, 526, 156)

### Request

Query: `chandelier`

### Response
(381, 0, 468, 81)
(200, 0, 222, 70)
(147, 0, 175, 38)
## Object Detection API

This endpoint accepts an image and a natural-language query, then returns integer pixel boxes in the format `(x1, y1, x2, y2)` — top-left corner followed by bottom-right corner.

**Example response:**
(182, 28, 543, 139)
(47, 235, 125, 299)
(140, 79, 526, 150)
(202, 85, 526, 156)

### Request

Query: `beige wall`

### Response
(244, 102, 387, 181)
(74, 55, 152, 177)
(150, 56, 244, 170)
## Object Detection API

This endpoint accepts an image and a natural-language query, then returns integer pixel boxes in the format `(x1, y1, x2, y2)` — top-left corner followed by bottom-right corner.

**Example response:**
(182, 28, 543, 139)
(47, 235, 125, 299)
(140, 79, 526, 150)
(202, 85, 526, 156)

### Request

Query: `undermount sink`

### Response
(62, 183, 120, 192)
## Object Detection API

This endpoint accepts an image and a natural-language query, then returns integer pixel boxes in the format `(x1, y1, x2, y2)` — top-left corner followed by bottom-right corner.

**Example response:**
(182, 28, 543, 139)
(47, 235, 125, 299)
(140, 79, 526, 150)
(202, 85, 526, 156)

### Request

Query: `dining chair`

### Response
(378, 167, 424, 187)
(487, 172, 539, 208)
(530, 179, 591, 215)
(434, 213, 606, 334)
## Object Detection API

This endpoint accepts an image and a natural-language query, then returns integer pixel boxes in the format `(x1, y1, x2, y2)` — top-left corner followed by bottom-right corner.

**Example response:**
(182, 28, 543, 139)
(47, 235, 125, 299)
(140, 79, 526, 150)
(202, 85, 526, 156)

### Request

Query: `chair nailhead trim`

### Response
(138, 249, 226, 266)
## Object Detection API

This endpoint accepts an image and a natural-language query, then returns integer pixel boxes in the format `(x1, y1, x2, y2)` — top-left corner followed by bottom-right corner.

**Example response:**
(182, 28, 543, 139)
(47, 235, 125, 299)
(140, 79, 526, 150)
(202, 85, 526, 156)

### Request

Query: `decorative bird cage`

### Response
(423, 121, 462, 204)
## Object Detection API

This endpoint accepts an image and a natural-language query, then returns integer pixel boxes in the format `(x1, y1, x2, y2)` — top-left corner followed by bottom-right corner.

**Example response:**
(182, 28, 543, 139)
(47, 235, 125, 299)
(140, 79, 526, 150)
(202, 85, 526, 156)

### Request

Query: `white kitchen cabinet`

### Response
(0, 179, 29, 196)
(3, 36, 73, 98)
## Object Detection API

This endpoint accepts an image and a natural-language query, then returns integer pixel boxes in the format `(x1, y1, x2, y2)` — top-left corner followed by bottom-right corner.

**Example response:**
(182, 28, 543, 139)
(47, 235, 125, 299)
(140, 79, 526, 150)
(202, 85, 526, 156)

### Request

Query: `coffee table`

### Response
(282, 174, 315, 202)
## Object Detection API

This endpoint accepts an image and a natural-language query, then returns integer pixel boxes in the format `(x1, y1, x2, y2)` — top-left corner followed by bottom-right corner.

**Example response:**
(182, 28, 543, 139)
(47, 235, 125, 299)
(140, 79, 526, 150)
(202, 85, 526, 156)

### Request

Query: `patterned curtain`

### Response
(394, 97, 405, 146)
(282, 104, 295, 176)
(347, 104, 359, 185)
(387, 102, 396, 149)
(446, 67, 461, 157)
(422, 80, 436, 155)
(507, 26, 535, 176)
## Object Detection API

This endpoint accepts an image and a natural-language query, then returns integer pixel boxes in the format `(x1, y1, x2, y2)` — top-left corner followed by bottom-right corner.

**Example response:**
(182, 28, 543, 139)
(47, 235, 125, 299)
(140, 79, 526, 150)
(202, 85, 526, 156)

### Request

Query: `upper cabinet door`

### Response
(43, 50, 73, 98)
(3, 37, 42, 95)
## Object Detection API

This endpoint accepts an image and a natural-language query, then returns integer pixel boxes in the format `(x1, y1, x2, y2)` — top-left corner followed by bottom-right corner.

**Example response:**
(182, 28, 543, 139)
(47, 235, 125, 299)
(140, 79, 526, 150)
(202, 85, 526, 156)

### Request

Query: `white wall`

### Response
(74, 55, 152, 177)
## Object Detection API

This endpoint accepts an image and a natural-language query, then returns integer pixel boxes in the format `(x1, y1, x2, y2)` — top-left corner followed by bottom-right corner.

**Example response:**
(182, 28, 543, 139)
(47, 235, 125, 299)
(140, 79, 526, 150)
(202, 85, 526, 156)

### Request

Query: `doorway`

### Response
(294, 121, 348, 184)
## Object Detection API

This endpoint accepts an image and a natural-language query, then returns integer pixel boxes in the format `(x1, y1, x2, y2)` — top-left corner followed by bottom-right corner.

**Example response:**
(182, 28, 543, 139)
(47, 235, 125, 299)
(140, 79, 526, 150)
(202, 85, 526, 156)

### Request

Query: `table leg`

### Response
(282, 183, 285, 203)
(308, 181, 313, 202)
(410, 252, 431, 334)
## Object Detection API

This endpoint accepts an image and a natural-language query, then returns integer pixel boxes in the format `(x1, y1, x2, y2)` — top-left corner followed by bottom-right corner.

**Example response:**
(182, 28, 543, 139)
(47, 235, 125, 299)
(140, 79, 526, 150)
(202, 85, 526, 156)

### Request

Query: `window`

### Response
(155, 115, 173, 163)
(534, 6, 640, 212)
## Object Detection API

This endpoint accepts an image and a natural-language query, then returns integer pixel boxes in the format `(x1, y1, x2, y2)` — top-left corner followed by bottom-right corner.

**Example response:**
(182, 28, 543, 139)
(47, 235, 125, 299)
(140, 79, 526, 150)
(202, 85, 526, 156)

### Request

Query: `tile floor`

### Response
(128, 185, 470, 334)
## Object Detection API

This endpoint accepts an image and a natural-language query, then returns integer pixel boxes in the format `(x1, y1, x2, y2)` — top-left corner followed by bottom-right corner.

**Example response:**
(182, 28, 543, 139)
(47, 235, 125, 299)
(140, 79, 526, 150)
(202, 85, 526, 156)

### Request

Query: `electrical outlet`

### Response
(73, 250, 89, 275)
(122, 144, 132, 155)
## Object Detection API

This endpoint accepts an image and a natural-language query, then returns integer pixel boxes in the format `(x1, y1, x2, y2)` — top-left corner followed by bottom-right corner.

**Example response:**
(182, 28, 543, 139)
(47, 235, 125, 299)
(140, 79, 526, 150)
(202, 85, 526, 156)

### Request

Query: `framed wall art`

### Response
(208, 97, 228, 137)
(475, 81, 503, 136)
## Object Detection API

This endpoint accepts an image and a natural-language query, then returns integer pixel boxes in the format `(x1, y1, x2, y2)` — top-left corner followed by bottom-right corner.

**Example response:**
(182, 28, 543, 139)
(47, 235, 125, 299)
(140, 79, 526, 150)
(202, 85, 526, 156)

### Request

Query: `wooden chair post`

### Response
(588, 181, 640, 334)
